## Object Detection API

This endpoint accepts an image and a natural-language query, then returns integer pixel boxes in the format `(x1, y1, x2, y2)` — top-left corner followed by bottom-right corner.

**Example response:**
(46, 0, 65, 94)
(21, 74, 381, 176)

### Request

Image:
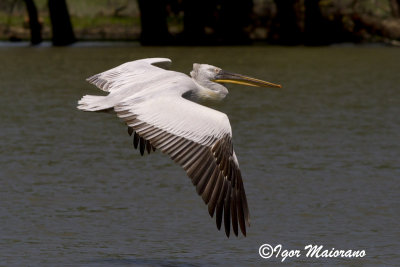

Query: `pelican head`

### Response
(190, 63, 282, 101)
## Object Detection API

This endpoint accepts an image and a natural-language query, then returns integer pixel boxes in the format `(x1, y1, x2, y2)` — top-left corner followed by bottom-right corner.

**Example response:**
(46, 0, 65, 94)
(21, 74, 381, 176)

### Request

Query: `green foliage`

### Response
(71, 16, 140, 30)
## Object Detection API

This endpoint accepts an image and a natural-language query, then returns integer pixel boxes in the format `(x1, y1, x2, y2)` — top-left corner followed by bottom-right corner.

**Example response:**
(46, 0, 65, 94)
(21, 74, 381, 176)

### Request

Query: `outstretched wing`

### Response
(86, 58, 172, 92)
(114, 95, 250, 237)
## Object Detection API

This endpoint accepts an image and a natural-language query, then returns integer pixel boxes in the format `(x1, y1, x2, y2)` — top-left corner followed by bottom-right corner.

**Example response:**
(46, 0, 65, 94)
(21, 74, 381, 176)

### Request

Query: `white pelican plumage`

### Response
(77, 58, 281, 237)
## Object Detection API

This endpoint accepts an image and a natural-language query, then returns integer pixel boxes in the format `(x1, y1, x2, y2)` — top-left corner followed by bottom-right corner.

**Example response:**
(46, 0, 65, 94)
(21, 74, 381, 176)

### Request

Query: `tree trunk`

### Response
(217, 0, 253, 44)
(24, 0, 42, 45)
(272, 0, 302, 45)
(304, 0, 326, 45)
(390, 0, 400, 18)
(137, 0, 170, 45)
(183, 0, 209, 44)
(48, 0, 76, 46)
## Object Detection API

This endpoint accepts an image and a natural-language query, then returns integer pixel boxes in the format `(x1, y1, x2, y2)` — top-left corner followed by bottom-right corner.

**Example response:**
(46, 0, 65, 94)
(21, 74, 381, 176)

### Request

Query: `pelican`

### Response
(77, 58, 281, 237)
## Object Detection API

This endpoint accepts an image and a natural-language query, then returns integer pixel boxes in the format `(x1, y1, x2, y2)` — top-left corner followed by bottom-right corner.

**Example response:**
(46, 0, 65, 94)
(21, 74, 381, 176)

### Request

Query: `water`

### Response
(0, 44, 399, 266)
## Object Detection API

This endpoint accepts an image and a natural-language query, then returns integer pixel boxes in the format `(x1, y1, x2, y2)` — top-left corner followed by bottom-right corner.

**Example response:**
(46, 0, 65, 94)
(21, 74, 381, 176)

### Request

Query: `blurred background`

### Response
(1, 0, 400, 46)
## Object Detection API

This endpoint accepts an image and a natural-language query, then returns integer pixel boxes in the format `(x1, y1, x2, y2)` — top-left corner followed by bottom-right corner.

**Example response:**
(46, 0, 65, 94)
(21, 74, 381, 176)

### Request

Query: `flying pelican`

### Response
(77, 58, 281, 237)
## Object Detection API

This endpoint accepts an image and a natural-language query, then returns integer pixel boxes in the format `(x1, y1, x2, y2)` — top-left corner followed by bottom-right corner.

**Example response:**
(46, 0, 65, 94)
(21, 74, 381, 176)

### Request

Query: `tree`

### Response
(182, 0, 212, 44)
(182, 0, 253, 45)
(272, 0, 302, 45)
(137, 0, 170, 45)
(217, 0, 253, 44)
(390, 0, 400, 18)
(304, 0, 358, 44)
(48, 0, 76, 46)
(304, 0, 324, 45)
(24, 0, 42, 45)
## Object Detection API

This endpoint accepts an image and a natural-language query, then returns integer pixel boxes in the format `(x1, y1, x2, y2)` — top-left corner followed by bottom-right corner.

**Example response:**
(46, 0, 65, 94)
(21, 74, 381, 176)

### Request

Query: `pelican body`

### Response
(78, 58, 281, 237)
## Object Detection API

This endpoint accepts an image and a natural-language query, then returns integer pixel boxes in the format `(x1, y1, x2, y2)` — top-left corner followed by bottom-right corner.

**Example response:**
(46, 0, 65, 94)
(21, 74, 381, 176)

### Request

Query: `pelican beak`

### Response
(213, 70, 282, 88)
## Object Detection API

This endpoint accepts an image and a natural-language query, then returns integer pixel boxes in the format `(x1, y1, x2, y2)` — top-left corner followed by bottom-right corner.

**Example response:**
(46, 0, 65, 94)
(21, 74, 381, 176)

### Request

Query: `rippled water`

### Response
(1, 44, 399, 266)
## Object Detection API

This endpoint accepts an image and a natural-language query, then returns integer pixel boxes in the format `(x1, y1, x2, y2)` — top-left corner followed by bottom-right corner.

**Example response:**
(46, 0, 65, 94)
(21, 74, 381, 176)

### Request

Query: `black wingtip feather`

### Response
(216, 179, 228, 230)
(146, 140, 151, 154)
(231, 187, 238, 237)
(128, 127, 133, 136)
(139, 137, 145, 156)
(224, 186, 231, 237)
(207, 173, 223, 217)
(237, 185, 247, 236)
(133, 132, 139, 149)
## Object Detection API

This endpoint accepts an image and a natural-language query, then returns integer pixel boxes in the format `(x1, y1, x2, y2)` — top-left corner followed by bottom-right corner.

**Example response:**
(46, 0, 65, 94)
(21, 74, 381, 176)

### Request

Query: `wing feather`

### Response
(113, 94, 249, 237)
(196, 161, 216, 195)
(202, 167, 220, 204)
(224, 185, 232, 237)
(208, 172, 223, 216)
(87, 58, 172, 92)
(231, 187, 238, 236)
(216, 179, 228, 230)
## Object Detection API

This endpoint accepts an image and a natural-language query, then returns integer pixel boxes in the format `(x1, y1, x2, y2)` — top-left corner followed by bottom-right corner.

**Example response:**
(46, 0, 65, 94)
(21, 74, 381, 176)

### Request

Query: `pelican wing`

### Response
(86, 58, 172, 92)
(114, 96, 250, 237)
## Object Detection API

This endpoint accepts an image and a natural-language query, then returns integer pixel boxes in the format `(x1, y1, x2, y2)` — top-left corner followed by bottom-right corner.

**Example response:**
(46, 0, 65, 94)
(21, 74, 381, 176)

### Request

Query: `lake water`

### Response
(0, 43, 399, 266)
